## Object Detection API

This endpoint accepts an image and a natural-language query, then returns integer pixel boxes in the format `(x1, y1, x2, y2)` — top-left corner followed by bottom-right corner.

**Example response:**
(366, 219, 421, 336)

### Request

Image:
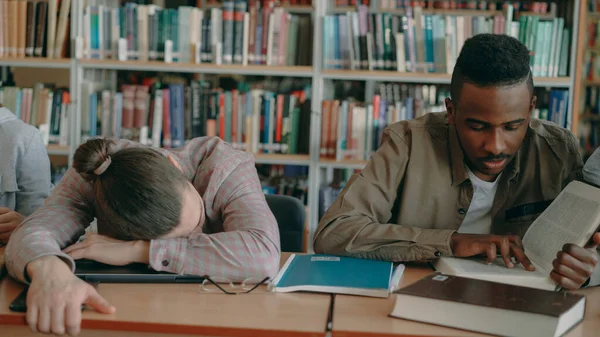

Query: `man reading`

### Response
(314, 34, 600, 290)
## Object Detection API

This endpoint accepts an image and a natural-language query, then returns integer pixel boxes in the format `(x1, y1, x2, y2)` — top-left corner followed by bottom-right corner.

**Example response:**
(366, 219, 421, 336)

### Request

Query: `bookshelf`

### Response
(321, 69, 573, 87)
(0, 0, 588, 253)
(79, 59, 314, 77)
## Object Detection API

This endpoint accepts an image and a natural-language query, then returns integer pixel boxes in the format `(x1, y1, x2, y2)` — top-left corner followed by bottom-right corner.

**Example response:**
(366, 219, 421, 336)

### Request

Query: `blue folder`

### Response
(269, 254, 404, 298)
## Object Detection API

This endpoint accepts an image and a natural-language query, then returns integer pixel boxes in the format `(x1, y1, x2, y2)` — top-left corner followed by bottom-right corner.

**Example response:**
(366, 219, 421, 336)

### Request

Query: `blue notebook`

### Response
(269, 254, 404, 298)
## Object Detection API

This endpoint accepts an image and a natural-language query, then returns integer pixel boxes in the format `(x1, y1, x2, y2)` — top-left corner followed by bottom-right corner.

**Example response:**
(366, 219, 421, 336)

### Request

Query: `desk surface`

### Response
(0, 250, 331, 337)
(331, 262, 600, 337)
(2, 248, 600, 337)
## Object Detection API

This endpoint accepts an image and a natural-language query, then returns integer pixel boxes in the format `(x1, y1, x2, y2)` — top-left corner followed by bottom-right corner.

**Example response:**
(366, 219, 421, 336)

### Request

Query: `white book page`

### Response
(523, 181, 600, 275)
(434, 257, 556, 290)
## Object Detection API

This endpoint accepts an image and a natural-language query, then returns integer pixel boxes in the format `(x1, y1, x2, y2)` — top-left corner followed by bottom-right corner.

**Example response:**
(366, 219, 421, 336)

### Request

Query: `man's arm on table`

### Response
(5, 168, 94, 282)
(313, 129, 456, 262)
(148, 160, 281, 281)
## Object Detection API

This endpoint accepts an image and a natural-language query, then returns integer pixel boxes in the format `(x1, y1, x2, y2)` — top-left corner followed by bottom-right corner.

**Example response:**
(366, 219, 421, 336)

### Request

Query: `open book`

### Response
(434, 180, 600, 291)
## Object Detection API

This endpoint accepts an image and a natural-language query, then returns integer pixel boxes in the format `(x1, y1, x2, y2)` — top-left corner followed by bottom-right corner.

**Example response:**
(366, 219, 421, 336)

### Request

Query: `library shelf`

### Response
(79, 60, 314, 77)
(254, 153, 311, 165)
(321, 69, 571, 87)
(0, 57, 71, 69)
(46, 144, 70, 156)
(318, 158, 368, 170)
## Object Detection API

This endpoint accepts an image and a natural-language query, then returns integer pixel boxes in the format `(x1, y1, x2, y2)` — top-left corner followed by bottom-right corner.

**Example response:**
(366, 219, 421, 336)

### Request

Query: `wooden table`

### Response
(0, 249, 332, 337)
(331, 262, 600, 337)
(2, 247, 600, 337)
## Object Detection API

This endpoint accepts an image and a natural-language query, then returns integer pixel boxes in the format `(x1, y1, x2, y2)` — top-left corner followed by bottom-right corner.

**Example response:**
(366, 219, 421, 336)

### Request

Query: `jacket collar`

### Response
(448, 123, 522, 187)
(0, 107, 16, 124)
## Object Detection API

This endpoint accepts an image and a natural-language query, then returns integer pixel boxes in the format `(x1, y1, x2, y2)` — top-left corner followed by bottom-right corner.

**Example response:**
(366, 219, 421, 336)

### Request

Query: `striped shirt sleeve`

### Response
(5, 168, 95, 282)
(148, 155, 281, 282)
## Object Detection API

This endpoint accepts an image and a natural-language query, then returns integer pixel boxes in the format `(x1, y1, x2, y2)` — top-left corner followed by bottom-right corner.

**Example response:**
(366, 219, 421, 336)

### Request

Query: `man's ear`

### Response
(529, 95, 537, 114)
(445, 97, 455, 125)
(167, 154, 183, 172)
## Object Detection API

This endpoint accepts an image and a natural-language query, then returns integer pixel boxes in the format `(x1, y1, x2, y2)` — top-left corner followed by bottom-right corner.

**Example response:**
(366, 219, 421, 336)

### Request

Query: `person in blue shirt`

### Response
(0, 105, 52, 244)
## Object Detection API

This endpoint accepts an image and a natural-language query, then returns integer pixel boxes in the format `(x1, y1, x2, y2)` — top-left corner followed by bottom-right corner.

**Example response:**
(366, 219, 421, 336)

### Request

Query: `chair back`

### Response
(264, 194, 305, 252)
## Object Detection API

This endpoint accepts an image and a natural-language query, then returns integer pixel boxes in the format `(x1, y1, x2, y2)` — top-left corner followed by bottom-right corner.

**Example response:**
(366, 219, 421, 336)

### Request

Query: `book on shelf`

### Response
(0, 0, 71, 59)
(81, 76, 312, 155)
(82, 0, 313, 66)
(390, 273, 585, 337)
(269, 253, 405, 298)
(434, 180, 600, 291)
(0, 82, 70, 147)
(324, 2, 570, 78)
(532, 87, 570, 129)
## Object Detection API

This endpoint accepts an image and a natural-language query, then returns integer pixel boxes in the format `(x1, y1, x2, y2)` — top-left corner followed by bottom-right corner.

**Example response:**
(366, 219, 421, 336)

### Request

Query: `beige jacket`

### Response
(315, 112, 583, 264)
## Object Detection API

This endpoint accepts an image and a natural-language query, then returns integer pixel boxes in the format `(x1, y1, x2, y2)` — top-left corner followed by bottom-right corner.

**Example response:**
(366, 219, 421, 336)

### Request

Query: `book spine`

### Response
(232, 0, 246, 64)
(221, 0, 235, 64)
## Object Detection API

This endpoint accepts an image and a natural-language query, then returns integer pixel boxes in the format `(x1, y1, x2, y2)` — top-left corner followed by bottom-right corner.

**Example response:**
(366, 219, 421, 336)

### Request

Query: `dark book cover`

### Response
(34, 0, 47, 57)
(395, 273, 585, 317)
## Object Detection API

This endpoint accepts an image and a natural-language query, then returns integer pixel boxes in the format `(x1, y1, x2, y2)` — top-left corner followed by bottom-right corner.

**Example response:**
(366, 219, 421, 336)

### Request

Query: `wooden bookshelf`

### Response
(0, 57, 71, 69)
(254, 153, 310, 165)
(46, 144, 70, 156)
(79, 59, 313, 77)
(322, 69, 571, 88)
(283, 4, 313, 14)
(318, 159, 368, 170)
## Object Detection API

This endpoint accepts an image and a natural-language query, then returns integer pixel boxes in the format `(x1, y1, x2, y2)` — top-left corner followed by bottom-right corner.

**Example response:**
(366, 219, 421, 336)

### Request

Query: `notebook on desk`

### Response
(74, 259, 206, 283)
(268, 254, 404, 298)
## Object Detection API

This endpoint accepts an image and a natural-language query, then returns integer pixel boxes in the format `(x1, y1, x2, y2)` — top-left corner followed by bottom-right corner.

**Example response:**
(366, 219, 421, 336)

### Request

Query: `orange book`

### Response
(275, 94, 284, 144)
(219, 93, 225, 140)
(162, 88, 171, 148)
(231, 90, 238, 149)
(329, 100, 340, 159)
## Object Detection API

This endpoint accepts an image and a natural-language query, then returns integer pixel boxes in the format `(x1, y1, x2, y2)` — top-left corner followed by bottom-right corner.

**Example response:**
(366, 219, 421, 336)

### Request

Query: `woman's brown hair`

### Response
(72, 138, 189, 240)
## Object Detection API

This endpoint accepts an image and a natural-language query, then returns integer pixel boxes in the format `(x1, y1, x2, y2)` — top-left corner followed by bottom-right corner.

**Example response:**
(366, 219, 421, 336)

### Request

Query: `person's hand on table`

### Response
(450, 233, 536, 271)
(551, 232, 600, 290)
(0, 207, 24, 243)
(25, 255, 116, 336)
(63, 233, 150, 266)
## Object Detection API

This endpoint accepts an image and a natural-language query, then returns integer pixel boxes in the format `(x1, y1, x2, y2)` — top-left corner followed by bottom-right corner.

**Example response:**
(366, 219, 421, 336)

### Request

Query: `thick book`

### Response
(390, 273, 585, 337)
(268, 254, 404, 298)
(434, 180, 600, 291)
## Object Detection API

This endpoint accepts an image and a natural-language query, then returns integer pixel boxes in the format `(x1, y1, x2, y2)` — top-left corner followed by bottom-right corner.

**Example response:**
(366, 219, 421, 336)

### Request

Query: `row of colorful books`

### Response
(83, 0, 313, 66)
(0, 82, 71, 147)
(319, 82, 570, 161)
(0, 0, 71, 59)
(324, 4, 570, 78)
(335, 1, 554, 11)
(80, 75, 312, 155)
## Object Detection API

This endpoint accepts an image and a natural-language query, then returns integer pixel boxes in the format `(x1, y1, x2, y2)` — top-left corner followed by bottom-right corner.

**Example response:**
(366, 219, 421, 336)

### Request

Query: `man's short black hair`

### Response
(450, 34, 534, 105)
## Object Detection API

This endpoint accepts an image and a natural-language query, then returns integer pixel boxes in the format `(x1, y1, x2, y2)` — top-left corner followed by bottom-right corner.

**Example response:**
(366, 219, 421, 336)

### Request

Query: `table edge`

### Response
(0, 316, 325, 337)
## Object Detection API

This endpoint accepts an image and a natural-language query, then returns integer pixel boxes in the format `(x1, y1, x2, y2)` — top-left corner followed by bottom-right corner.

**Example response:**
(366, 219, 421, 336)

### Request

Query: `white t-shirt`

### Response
(457, 166, 501, 235)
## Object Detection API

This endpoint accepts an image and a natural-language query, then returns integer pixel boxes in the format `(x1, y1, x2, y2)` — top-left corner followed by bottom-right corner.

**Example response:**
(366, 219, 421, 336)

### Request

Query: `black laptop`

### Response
(74, 259, 206, 283)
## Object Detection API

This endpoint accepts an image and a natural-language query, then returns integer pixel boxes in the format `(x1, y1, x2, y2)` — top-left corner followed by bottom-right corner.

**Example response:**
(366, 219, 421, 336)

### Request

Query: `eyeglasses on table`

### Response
(197, 276, 271, 295)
